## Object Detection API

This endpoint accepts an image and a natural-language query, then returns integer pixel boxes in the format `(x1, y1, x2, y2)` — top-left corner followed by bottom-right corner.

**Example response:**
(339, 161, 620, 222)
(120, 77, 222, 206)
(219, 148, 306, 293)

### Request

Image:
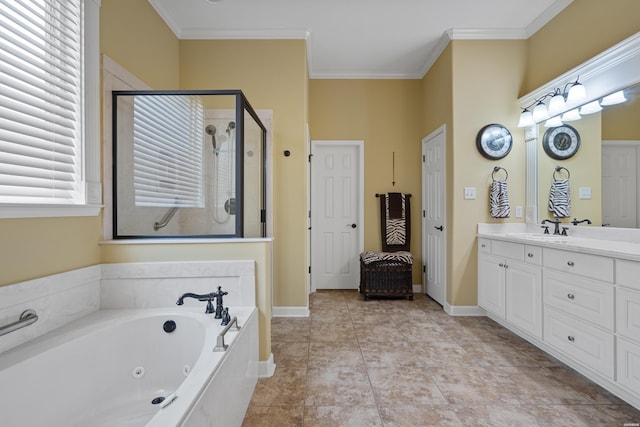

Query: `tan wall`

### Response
(100, 0, 180, 89)
(449, 40, 528, 306)
(602, 92, 640, 140)
(537, 114, 602, 225)
(420, 45, 454, 301)
(308, 79, 423, 283)
(179, 40, 309, 308)
(524, 0, 640, 94)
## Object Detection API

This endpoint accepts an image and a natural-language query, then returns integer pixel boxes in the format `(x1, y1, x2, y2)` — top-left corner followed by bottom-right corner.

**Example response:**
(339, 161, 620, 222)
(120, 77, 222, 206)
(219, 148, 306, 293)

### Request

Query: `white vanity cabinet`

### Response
(478, 233, 640, 410)
(478, 238, 542, 338)
(616, 259, 640, 396)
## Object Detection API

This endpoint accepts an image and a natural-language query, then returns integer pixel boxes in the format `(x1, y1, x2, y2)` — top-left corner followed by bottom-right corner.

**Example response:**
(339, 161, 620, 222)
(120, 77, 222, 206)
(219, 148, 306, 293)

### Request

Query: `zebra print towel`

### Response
(490, 180, 510, 218)
(549, 179, 571, 218)
(380, 193, 411, 252)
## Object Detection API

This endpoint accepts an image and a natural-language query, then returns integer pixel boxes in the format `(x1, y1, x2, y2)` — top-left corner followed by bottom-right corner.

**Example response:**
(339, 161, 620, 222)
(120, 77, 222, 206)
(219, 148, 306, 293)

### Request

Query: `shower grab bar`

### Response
(0, 309, 38, 337)
(153, 206, 180, 231)
(213, 316, 241, 352)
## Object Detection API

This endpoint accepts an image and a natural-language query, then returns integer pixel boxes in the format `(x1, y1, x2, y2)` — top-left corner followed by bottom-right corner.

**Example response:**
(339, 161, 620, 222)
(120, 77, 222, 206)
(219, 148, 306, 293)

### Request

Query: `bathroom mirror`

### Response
(521, 32, 640, 227)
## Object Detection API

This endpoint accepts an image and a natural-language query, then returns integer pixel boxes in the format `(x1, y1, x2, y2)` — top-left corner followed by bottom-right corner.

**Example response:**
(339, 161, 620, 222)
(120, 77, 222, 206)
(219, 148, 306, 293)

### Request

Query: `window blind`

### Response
(132, 95, 204, 207)
(0, 0, 84, 204)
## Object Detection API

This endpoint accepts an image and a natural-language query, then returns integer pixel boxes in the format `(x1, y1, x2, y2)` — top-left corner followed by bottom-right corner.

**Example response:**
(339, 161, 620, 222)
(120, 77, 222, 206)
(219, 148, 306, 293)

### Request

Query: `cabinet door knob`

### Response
(481, 244, 486, 248)
(498, 263, 504, 267)
(567, 261, 575, 267)
(567, 336, 575, 342)
(567, 294, 575, 300)
(527, 253, 534, 258)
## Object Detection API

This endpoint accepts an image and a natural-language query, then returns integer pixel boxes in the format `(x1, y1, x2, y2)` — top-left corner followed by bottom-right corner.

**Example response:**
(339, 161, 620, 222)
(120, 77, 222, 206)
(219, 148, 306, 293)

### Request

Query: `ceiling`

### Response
(148, 0, 572, 79)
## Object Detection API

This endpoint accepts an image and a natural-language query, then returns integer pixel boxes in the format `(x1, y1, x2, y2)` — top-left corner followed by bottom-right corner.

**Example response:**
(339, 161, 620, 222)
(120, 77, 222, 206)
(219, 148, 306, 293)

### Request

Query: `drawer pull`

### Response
(567, 294, 575, 300)
(481, 244, 486, 248)
(567, 261, 575, 267)
(527, 253, 534, 258)
(499, 263, 504, 267)
(567, 336, 575, 342)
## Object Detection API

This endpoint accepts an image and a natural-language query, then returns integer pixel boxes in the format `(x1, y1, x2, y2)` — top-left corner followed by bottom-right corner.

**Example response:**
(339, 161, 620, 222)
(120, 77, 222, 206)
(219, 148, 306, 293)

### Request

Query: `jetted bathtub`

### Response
(0, 307, 258, 426)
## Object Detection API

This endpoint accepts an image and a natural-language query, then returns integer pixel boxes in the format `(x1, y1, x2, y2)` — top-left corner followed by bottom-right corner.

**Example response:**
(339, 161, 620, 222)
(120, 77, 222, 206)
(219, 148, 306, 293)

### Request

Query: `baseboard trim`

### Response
(272, 306, 310, 317)
(444, 303, 486, 316)
(412, 284, 423, 293)
(258, 353, 276, 378)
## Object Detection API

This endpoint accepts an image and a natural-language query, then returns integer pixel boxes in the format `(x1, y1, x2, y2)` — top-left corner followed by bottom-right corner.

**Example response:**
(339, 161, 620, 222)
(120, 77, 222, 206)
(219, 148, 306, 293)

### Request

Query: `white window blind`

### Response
(0, 0, 84, 204)
(132, 95, 204, 207)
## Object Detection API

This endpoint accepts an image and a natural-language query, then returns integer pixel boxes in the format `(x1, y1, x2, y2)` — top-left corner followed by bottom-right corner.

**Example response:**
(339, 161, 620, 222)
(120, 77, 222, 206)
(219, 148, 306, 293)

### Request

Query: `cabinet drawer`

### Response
(617, 259, 640, 291)
(617, 337, 640, 395)
(478, 238, 491, 254)
(524, 245, 542, 266)
(544, 308, 614, 379)
(543, 270, 614, 331)
(492, 240, 524, 262)
(617, 288, 640, 341)
(542, 248, 613, 283)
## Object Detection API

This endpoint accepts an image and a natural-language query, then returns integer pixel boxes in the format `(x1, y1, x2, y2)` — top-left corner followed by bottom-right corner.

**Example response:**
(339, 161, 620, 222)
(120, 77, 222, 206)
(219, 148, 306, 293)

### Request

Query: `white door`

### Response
(422, 125, 446, 306)
(310, 141, 364, 290)
(602, 142, 638, 227)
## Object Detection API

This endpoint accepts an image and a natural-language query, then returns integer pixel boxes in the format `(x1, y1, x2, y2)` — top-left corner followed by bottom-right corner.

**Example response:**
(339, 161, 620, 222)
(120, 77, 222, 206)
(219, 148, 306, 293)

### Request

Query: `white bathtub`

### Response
(0, 306, 258, 427)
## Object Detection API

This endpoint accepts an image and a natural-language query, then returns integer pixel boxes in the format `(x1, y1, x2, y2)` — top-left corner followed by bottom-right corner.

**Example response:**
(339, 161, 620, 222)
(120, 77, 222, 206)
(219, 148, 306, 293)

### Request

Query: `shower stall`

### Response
(112, 90, 266, 238)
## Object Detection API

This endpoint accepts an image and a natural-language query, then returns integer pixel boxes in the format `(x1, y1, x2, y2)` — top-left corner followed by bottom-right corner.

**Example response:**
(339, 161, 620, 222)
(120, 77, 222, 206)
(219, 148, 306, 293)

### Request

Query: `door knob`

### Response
(347, 223, 357, 228)
(434, 225, 443, 231)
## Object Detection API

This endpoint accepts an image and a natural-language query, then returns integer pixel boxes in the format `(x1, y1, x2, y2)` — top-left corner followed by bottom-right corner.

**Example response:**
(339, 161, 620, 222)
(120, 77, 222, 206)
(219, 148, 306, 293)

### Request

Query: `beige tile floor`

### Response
(242, 290, 640, 426)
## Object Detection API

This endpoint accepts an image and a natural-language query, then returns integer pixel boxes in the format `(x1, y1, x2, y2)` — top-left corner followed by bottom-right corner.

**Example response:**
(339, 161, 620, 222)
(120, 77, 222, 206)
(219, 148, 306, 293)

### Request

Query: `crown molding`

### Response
(147, 0, 183, 38)
(179, 28, 311, 40)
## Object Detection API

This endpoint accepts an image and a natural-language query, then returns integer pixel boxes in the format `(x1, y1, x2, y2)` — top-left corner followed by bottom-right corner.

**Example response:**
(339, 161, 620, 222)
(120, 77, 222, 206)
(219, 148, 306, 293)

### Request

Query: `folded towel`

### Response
(490, 180, 510, 218)
(549, 179, 570, 218)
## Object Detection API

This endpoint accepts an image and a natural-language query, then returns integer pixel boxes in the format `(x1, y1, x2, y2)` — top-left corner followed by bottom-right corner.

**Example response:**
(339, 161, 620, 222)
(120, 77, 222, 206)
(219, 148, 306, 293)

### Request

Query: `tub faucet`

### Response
(176, 292, 216, 314)
(541, 219, 561, 235)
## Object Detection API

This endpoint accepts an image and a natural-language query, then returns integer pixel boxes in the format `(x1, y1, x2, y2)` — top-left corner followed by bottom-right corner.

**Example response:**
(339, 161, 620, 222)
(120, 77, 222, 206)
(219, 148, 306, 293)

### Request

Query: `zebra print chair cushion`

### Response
(360, 250, 413, 265)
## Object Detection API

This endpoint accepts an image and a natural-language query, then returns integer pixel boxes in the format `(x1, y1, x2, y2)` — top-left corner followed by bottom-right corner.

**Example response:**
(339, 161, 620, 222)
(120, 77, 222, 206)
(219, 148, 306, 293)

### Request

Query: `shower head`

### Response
(205, 125, 218, 154)
(226, 121, 235, 134)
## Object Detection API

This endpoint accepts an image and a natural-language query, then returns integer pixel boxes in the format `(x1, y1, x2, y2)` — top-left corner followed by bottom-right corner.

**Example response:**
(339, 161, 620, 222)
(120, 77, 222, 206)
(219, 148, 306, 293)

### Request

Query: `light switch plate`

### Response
(515, 206, 523, 218)
(464, 187, 476, 200)
(579, 187, 592, 199)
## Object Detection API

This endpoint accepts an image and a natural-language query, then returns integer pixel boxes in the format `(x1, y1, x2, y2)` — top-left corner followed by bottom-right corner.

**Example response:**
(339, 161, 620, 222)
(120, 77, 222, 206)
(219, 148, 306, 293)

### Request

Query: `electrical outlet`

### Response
(463, 187, 476, 200)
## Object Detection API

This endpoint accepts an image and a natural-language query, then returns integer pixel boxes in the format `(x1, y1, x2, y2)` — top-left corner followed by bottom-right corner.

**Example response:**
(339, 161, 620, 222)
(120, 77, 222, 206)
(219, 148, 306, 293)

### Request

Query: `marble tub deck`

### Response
(242, 290, 640, 426)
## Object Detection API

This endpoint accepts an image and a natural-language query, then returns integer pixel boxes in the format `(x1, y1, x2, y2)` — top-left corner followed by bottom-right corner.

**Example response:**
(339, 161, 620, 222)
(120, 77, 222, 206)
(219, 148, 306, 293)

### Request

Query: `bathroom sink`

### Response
(506, 233, 572, 242)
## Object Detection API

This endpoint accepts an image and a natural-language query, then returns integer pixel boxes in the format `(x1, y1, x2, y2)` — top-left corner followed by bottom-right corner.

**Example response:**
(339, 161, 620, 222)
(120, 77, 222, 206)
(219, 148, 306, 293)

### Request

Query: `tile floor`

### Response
(242, 290, 640, 426)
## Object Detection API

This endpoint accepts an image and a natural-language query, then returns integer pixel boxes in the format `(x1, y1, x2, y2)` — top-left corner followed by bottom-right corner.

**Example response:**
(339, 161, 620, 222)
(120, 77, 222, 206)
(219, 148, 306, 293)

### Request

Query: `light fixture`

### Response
(565, 79, 587, 104)
(579, 100, 602, 114)
(544, 116, 563, 127)
(517, 108, 534, 128)
(561, 108, 581, 122)
(532, 101, 549, 123)
(548, 89, 567, 116)
(601, 90, 627, 106)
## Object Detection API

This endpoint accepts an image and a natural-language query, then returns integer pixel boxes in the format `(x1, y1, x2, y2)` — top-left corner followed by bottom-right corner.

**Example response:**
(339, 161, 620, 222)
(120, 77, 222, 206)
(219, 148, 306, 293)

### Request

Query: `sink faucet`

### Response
(571, 218, 592, 225)
(541, 219, 562, 235)
(176, 292, 216, 314)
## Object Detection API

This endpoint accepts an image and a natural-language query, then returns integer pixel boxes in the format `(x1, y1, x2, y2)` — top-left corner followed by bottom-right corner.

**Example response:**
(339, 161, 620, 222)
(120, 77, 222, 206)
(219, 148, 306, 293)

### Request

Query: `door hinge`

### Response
(308, 266, 311, 274)
(423, 265, 426, 273)
(422, 154, 425, 162)
(308, 154, 313, 162)
(423, 210, 426, 218)
(260, 209, 266, 223)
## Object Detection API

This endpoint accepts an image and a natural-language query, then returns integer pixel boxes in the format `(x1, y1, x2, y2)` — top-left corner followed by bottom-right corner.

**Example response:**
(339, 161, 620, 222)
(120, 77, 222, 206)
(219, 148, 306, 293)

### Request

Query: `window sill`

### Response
(0, 204, 102, 219)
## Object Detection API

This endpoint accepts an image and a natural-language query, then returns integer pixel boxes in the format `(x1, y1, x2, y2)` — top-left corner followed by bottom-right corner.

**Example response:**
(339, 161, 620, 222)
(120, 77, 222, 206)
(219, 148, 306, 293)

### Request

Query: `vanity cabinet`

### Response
(478, 239, 542, 338)
(478, 234, 640, 410)
(616, 259, 640, 396)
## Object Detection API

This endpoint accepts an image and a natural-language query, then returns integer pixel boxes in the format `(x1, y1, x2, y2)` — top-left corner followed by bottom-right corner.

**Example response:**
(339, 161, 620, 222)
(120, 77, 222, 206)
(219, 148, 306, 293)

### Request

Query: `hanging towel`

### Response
(549, 179, 571, 218)
(380, 193, 411, 252)
(490, 180, 510, 218)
